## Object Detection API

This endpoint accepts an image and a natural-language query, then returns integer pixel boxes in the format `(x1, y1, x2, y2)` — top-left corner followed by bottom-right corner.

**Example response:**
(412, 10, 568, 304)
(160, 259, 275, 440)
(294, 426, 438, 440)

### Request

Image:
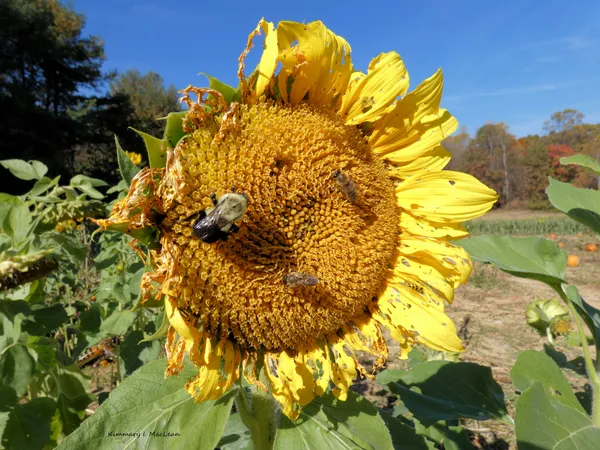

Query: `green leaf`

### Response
(0, 344, 35, 397)
(0, 300, 29, 354)
(0, 195, 32, 245)
(57, 359, 236, 450)
(510, 350, 584, 411)
(274, 390, 394, 450)
(217, 412, 253, 450)
(115, 135, 141, 186)
(98, 310, 136, 338)
(202, 73, 238, 104)
(139, 308, 169, 343)
(563, 285, 600, 355)
(22, 304, 69, 336)
(74, 184, 104, 200)
(560, 154, 600, 176)
(47, 366, 94, 435)
(380, 412, 431, 449)
(458, 235, 567, 286)
(0, 159, 47, 181)
(27, 335, 58, 371)
(546, 178, 600, 235)
(515, 382, 600, 450)
(79, 303, 102, 333)
(163, 111, 188, 149)
(2, 397, 57, 450)
(377, 360, 511, 426)
(29, 176, 60, 197)
(414, 420, 474, 450)
(118, 330, 162, 377)
(0, 386, 18, 441)
(130, 127, 167, 169)
(70, 174, 108, 188)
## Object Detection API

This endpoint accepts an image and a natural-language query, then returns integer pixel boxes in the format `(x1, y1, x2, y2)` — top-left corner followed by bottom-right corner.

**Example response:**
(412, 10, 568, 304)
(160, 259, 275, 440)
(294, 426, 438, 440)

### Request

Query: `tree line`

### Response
(0, 0, 179, 194)
(445, 109, 600, 208)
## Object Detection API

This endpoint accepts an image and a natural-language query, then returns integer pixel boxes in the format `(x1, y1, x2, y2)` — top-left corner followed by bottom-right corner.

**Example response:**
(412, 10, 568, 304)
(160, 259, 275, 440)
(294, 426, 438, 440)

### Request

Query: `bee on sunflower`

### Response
(94, 19, 497, 420)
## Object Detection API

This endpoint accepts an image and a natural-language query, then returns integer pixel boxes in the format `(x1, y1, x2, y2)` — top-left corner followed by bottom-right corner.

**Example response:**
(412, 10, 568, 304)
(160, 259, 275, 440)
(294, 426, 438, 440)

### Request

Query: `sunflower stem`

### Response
(560, 290, 600, 426)
(235, 384, 277, 449)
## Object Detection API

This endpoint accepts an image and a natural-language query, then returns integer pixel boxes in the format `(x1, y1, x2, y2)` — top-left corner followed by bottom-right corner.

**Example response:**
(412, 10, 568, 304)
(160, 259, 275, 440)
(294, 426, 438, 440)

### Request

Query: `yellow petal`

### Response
(369, 69, 444, 155)
(277, 21, 352, 105)
(186, 338, 240, 403)
(328, 334, 358, 401)
(339, 52, 409, 125)
(396, 171, 498, 223)
(389, 145, 451, 180)
(399, 212, 469, 240)
(342, 315, 388, 371)
(398, 235, 472, 287)
(383, 110, 458, 163)
(264, 351, 315, 419)
(298, 341, 331, 396)
(392, 252, 455, 303)
(255, 19, 278, 98)
(375, 282, 464, 353)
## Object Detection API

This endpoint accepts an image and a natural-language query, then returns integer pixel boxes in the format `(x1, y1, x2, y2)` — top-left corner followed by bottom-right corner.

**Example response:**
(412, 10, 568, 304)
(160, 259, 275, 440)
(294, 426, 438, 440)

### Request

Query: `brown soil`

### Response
(355, 234, 600, 449)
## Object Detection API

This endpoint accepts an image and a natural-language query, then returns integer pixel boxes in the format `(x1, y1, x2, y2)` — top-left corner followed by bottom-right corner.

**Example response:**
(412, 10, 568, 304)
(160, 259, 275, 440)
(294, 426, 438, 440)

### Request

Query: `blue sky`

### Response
(73, 0, 600, 137)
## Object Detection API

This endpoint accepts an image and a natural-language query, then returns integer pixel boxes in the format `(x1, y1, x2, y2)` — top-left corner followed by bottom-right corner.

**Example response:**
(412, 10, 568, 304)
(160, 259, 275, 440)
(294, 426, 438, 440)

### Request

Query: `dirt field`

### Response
(356, 229, 600, 449)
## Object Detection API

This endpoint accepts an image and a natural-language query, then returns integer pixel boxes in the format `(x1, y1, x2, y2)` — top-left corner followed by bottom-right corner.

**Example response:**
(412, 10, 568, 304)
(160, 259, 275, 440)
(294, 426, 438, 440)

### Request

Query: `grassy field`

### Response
(356, 209, 600, 449)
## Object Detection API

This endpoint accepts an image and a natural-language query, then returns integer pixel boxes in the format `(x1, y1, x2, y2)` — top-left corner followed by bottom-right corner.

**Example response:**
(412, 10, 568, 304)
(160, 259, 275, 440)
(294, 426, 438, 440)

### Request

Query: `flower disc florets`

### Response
(161, 100, 399, 351)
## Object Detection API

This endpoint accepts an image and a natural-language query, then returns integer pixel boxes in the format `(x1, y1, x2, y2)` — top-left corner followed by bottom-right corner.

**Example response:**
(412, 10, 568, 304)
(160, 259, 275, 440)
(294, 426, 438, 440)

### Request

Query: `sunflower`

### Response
(96, 19, 497, 419)
(125, 151, 143, 166)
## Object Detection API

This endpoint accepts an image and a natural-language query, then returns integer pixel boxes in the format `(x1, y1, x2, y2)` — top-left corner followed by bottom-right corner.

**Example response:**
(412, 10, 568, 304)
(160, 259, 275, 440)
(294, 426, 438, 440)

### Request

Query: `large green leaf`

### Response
(377, 360, 511, 426)
(98, 310, 136, 339)
(515, 382, 600, 450)
(0, 300, 29, 354)
(274, 391, 394, 450)
(560, 154, 600, 176)
(510, 350, 584, 411)
(2, 397, 57, 450)
(118, 330, 162, 377)
(0, 159, 48, 181)
(0, 387, 17, 443)
(546, 178, 600, 235)
(380, 413, 431, 450)
(22, 304, 69, 336)
(163, 111, 188, 149)
(57, 359, 236, 450)
(0, 344, 35, 397)
(70, 174, 108, 188)
(115, 135, 141, 186)
(47, 366, 94, 435)
(130, 127, 167, 169)
(458, 235, 567, 286)
(413, 419, 474, 450)
(0, 195, 31, 245)
(217, 412, 253, 450)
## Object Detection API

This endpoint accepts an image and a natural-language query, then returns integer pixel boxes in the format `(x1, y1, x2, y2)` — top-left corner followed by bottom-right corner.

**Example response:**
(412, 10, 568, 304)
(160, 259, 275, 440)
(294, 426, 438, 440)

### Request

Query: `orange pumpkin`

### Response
(577, 233, 583, 237)
(549, 234, 558, 240)
(557, 243, 565, 248)
(585, 243, 598, 252)
(567, 255, 580, 267)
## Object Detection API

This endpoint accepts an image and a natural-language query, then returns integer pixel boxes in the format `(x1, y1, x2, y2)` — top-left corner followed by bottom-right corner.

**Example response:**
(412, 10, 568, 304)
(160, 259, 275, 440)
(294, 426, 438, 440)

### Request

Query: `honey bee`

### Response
(77, 336, 121, 369)
(191, 187, 249, 243)
(283, 272, 319, 287)
(332, 169, 357, 202)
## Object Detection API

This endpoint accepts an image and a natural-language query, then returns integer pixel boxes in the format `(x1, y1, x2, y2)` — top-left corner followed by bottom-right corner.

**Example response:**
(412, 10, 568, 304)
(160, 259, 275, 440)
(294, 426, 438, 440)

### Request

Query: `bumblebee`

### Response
(192, 188, 249, 243)
(77, 336, 121, 369)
